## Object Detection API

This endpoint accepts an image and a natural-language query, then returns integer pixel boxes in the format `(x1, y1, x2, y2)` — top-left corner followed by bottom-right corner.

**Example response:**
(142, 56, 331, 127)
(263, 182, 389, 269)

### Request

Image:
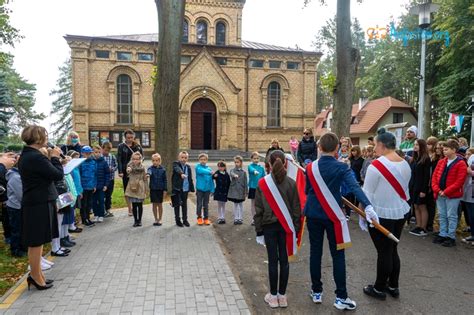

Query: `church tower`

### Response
(184, 0, 246, 46)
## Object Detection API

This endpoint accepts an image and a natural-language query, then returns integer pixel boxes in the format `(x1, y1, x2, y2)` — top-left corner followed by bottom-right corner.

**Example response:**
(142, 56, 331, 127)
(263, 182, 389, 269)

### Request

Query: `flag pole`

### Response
(286, 158, 400, 244)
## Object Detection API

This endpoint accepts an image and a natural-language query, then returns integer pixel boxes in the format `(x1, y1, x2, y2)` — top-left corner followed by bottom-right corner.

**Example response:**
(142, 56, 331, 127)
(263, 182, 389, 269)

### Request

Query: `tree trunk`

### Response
(332, 0, 360, 138)
(153, 0, 185, 192)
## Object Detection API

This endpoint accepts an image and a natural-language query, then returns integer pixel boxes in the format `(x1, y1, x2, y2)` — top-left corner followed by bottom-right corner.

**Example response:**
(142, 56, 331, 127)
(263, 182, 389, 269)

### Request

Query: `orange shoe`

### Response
(197, 217, 203, 225)
(204, 218, 211, 225)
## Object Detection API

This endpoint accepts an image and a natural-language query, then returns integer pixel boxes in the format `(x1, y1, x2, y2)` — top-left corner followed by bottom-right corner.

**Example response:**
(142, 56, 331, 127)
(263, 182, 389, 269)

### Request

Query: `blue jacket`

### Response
(95, 156, 110, 190)
(147, 165, 167, 191)
(80, 157, 97, 190)
(71, 167, 83, 195)
(195, 163, 215, 193)
(248, 163, 265, 189)
(304, 156, 371, 220)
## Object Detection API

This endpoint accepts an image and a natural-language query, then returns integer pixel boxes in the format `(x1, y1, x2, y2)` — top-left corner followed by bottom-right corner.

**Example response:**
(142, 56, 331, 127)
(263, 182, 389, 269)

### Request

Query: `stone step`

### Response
(187, 149, 252, 161)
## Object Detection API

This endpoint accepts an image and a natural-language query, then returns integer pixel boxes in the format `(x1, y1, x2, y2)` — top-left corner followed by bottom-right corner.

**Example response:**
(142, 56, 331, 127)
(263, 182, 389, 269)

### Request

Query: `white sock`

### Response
(238, 203, 244, 220)
(57, 213, 64, 238)
(233, 203, 239, 220)
(218, 202, 226, 219)
(51, 238, 60, 252)
(69, 223, 76, 230)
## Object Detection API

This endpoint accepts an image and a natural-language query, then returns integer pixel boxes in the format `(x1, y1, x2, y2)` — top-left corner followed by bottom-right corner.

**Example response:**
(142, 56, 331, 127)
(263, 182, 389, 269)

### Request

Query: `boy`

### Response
(195, 153, 214, 225)
(147, 153, 167, 226)
(171, 152, 195, 227)
(80, 146, 97, 226)
(92, 145, 110, 223)
(102, 142, 117, 217)
(6, 154, 25, 257)
(431, 139, 467, 247)
(304, 132, 376, 311)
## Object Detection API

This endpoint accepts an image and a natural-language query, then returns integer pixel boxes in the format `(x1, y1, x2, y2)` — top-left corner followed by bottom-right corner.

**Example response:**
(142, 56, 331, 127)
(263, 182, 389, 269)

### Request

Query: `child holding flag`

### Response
(254, 150, 301, 309)
(304, 132, 377, 311)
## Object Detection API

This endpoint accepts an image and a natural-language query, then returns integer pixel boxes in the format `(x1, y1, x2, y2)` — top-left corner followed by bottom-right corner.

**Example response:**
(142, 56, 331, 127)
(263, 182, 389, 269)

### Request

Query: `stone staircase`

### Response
(187, 149, 252, 161)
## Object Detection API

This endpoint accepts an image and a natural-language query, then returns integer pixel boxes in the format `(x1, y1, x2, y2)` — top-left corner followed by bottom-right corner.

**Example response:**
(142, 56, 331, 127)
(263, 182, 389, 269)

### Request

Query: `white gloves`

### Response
(254, 170, 259, 175)
(359, 215, 368, 232)
(256, 236, 265, 246)
(364, 205, 379, 224)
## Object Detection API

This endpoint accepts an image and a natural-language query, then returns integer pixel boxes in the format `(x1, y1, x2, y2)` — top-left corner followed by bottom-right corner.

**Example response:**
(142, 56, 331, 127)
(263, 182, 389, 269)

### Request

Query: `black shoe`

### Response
(426, 226, 433, 232)
(176, 221, 184, 227)
(84, 220, 95, 227)
(385, 287, 400, 298)
(234, 220, 238, 225)
(441, 238, 456, 247)
(183, 220, 190, 227)
(68, 227, 83, 233)
(51, 250, 69, 257)
(137, 221, 142, 227)
(153, 222, 161, 226)
(363, 285, 386, 300)
(60, 238, 74, 248)
(45, 279, 54, 285)
(66, 236, 76, 245)
(433, 235, 447, 244)
(133, 222, 138, 227)
(27, 275, 53, 291)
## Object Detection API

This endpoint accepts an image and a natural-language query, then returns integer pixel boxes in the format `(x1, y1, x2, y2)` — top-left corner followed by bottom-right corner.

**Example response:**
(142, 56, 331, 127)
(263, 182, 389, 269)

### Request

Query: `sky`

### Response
(6, 0, 409, 131)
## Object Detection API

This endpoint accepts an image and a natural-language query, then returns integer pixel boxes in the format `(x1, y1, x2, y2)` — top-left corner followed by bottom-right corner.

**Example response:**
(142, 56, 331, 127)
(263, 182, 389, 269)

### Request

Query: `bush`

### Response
(6, 144, 24, 153)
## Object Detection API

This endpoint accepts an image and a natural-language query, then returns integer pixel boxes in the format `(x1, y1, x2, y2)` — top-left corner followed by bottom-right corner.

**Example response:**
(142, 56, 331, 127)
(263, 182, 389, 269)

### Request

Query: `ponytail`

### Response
(269, 150, 287, 184)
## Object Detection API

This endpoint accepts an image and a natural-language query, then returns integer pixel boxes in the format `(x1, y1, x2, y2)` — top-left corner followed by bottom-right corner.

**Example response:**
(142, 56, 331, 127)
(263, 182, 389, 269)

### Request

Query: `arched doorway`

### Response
(191, 98, 217, 150)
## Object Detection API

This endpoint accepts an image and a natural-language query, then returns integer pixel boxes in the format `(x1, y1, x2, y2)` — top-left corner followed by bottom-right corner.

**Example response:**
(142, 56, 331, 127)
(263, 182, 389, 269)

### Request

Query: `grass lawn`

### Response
(111, 179, 151, 209)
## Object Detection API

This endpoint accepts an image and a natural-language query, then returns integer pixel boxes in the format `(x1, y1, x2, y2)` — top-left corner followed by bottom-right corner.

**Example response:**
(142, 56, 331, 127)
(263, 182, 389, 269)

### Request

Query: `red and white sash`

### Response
(371, 157, 408, 201)
(307, 160, 352, 250)
(258, 175, 298, 256)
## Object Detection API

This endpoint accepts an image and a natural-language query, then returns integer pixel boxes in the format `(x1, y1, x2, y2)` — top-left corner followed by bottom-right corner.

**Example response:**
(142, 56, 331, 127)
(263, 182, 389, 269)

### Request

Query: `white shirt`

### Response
(462, 155, 474, 202)
(362, 156, 412, 219)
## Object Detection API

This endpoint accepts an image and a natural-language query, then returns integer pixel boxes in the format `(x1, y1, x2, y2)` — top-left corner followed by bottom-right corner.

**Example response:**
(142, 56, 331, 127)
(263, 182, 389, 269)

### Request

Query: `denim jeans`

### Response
(307, 217, 347, 299)
(436, 196, 460, 240)
(93, 190, 105, 217)
(196, 190, 210, 219)
(464, 202, 474, 237)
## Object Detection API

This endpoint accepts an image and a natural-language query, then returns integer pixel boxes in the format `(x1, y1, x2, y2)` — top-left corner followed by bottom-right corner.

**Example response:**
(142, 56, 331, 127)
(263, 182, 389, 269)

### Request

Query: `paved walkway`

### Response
(3, 203, 251, 314)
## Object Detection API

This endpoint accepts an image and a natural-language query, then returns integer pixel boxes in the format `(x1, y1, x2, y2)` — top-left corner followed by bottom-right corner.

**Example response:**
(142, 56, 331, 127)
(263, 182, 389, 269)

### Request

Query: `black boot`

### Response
(363, 285, 386, 300)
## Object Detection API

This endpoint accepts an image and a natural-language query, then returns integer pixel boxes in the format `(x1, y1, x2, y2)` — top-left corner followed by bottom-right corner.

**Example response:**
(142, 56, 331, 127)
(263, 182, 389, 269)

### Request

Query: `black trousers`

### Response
(1, 203, 11, 239)
(426, 191, 436, 230)
(104, 179, 114, 211)
(369, 217, 405, 291)
(80, 190, 94, 223)
(132, 202, 143, 223)
(263, 222, 289, 296)
(171, 191, 188, 222)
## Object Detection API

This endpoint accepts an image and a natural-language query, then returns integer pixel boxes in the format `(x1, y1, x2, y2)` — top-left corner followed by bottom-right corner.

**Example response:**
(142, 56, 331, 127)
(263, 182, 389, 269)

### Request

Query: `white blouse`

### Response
(362, 156, 412, 220)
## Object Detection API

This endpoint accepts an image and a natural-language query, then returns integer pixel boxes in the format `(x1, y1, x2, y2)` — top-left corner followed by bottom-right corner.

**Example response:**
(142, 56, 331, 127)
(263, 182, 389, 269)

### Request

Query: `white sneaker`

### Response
(93, 216, 99, 222)
(98, 217, 104, 223)
(41, 257, 54, 266)
(264, 293, 279, 308)
(310, 290, 322, 303)
(277, 294, 288, 308)
(334, 297, 357, 310)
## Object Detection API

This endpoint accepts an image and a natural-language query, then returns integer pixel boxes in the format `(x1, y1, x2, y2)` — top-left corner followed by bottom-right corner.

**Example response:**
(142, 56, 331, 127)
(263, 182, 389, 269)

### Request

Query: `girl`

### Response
(213, 161, 231, 224)
(462, 148, 474, 245)
(349, 145, 364, 185)
(248, 152, 265, 225)
(227, 156, 248, 225)
(147, 153, 167, 226)
(289, 136, 299, 158)
(66, 150, 83, 233)
(254, 150, 301, 308)
(125, 152, 148, 227)
(408, 139, 431, 236)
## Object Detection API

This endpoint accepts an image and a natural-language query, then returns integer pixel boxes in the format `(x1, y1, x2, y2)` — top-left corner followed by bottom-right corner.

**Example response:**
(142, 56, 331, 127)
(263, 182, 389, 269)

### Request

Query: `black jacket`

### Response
(349, 156, 365, 183)
(117, 142, 143, 175)
(213, 171, 231, 202)
(410, 158, 431, 196)
(171, 161, 195, 194)
(0, 163, 8, 202)
(297, 137, 317, 164)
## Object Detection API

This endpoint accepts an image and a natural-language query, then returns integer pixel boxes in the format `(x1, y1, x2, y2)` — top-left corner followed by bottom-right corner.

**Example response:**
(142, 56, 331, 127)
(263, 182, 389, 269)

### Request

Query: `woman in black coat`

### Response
(297, 128, 317, 166)
(18, 125, 64, 290)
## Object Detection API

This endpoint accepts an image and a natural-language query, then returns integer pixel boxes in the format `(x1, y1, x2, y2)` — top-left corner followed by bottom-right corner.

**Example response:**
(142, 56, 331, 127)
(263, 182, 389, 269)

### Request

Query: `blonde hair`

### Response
(66, 131, 80, 146)
(198, 153, 208, 160)
(21, 125, 48, 146)
(131, 152, 143, 161)
(271, 139, 279, 145)
(152, 153, 161, 160)
(234, 155, 243, 163)
(250, 151, 260, 159)
(93, 145, 101, 151)
(366, 145, 374, 153)
(179, 151, 189, 157)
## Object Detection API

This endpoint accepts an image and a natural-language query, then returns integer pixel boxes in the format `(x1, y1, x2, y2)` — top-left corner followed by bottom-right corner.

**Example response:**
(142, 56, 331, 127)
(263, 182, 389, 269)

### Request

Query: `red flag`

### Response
(285, 154, 306, 249)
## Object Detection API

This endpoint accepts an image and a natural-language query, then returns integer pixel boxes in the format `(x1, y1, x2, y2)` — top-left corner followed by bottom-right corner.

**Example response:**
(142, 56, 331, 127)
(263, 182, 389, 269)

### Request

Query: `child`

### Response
(213, 161, 231, 224)
(305, 132, 375, 310)
(360, 145, 375, 182)
(431, 139, 467, 247)
(92, 145, 110, 223)
(60, 157, 80, 249)
(462, 148, 474, 245)
(254, 150, 301, 309)
(147, 153, 167, 226)
(102, 142, 117, 218)
(66, 150, 83, 233)
(248, 152, 265, 225)
(125, 152, 148, 227)
(79, 146, 96, 227)
(228, 156, 248, 225)
(171, 151, 195, 227)
(6, 154, 25, 257)
(289, 136, 299, 158)
(195, 153, 214, 225)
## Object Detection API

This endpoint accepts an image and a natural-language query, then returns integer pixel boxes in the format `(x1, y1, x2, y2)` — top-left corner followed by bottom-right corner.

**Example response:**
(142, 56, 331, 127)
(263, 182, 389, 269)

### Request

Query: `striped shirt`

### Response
(103, 154, 117, 181)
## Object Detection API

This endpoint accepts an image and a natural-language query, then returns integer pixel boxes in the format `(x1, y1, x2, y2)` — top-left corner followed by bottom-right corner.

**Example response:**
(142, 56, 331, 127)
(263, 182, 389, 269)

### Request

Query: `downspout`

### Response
(245, 48, 250, 152)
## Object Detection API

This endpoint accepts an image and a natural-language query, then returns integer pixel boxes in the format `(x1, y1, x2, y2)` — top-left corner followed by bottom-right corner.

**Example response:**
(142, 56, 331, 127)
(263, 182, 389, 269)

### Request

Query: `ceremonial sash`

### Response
(306, 160, 352, 250)
(371, 157, 408, 201)
(258, 175, 298, 256)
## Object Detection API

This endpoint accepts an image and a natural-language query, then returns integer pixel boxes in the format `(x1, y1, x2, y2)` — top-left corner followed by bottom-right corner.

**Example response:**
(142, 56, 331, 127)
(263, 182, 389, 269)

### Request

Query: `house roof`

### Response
(64, 33, 320, 54)
(314, 96, 417, 136)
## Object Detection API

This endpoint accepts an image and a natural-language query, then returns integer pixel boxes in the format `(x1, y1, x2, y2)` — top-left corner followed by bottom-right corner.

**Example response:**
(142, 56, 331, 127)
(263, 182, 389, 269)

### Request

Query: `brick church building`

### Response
(65, 0, 321, 153)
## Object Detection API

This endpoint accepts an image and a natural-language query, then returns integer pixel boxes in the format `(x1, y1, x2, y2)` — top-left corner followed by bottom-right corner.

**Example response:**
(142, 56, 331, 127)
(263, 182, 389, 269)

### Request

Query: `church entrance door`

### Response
(191, 98, 217, 150)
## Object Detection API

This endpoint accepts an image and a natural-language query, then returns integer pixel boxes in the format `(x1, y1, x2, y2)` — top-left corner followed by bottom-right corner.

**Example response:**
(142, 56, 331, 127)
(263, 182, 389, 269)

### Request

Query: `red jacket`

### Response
(431, 157, 467, 199)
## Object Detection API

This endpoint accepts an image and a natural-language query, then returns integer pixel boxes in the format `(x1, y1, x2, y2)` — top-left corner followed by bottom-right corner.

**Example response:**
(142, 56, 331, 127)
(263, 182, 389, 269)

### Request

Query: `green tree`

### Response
(50, 59, 72, 142)
(0, 0, 22, 65)
(0, 70, 12, 142)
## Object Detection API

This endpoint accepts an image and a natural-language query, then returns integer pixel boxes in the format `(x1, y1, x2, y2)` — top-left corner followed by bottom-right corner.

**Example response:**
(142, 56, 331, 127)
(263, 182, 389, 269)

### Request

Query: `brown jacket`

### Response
(254, 175, 301, 235)
(125, 163, 149, 199)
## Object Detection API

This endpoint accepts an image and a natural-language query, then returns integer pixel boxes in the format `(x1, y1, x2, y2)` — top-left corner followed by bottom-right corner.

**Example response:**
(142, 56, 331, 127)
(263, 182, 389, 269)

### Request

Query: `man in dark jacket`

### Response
(297, 128, 317, 166)
(117, 129, 143, 215)
(0, 152, 15, 244)
(171, 151, 195, 227)
(92, 146, 110, 222)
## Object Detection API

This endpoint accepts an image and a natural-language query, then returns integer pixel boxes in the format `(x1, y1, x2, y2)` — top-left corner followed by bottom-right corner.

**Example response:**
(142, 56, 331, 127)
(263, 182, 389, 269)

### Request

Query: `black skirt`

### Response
(248, 188, 256, 200)
(150, 189, 164, 203)
(23, 201, 59, 247)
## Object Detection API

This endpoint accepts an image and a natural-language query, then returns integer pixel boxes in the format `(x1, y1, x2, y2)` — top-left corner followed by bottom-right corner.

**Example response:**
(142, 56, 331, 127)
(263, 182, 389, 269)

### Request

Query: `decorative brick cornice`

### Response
(186, 0, 245, 9)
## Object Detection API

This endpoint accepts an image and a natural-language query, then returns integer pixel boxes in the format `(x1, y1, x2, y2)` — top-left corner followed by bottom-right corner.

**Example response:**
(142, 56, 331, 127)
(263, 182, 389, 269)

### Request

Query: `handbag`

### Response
(56, 192, 75, 210)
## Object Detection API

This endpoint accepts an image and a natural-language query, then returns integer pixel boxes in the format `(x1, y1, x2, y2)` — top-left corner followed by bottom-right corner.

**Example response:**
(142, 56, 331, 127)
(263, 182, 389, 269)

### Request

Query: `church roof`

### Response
(64, 33, 317, 54)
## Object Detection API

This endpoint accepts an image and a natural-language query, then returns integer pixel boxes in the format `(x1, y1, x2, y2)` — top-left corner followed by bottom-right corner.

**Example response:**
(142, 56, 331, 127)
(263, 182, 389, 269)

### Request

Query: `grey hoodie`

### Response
(6, 168, 22, 209)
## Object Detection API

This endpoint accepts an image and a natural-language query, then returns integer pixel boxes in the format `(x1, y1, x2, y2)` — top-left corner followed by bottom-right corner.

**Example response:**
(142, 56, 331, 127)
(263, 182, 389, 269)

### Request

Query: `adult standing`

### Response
(60, 131, 83, 156)
(399, 126, 417, 156)
(297, 128, 317, 167)
(0, 152, 16, 245)
(265, 139, 284, 174)
(19, 125, 64, 290)
(117, 129, 143, 216)
(362, 128, 411, 300)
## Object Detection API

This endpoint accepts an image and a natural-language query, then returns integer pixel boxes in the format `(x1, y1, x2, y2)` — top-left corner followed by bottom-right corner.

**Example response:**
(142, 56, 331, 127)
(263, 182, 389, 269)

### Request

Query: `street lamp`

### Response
(468, 91, 474, 147)
(410, 0, 439, 139)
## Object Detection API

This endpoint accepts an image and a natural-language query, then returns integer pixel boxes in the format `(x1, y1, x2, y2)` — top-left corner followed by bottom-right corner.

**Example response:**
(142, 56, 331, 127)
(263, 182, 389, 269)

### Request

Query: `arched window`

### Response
(216, 22, 226, 46)
(196, 20, 208, 44)
(182, 20, 189, 43)
(267, 82, 281, 127)
(117, 74, 132, 124)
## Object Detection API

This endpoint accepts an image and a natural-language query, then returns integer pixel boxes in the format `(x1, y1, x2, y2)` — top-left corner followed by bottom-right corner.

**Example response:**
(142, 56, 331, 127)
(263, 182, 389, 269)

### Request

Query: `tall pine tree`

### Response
(0, 70, 13, 142)
(50, 59, 72, 142)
